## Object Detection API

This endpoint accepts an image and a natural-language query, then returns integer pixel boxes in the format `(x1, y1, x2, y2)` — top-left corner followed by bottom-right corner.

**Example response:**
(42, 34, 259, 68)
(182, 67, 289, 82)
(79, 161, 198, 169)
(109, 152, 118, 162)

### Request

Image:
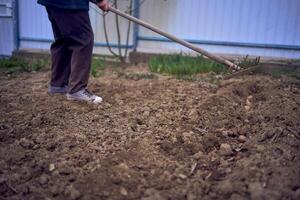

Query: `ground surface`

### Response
(0, 65, 300, 200)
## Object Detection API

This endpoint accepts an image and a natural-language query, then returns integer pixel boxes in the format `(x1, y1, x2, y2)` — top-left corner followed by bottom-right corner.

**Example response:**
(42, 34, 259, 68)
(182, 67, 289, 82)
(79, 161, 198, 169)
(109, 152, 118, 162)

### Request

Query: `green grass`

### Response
(271, 68, 300, 79)
(0, 57, 48, 74)
(0, 57, 107, 77)
(91, 57, 107, 77)
(292, 59, 300, 64)
(124, 73, 157, 80)
(149, 54, 228, 76)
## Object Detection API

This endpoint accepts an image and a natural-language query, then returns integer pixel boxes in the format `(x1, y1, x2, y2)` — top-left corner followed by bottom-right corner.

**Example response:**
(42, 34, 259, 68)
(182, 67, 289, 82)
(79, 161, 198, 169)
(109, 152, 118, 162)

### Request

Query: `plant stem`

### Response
(114, 0, 124, 63)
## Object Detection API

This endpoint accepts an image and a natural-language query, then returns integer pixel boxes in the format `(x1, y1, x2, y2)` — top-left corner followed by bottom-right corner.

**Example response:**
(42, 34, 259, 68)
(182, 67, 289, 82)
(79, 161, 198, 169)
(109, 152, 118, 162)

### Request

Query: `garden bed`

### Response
(0, 63, 300, 200)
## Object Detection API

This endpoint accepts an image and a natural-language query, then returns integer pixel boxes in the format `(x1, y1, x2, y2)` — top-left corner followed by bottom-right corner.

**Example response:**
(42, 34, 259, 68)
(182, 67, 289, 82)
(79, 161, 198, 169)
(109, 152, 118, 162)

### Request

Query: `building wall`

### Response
(18, 0, 133, 55)
(138, 0, 300, 58)
(4, 0, 300, 58)
(0, 0, 14, 56)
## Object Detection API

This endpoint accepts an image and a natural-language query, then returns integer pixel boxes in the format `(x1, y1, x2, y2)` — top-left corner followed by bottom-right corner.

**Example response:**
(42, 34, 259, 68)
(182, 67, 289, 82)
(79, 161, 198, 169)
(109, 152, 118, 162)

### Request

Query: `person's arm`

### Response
(90, 0, 110, 11)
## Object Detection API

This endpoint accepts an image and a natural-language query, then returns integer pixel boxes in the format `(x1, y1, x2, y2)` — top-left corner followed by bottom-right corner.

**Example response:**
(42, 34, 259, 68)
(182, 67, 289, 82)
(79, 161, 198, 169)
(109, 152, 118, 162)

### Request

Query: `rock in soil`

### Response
(49, 163, 55, 172)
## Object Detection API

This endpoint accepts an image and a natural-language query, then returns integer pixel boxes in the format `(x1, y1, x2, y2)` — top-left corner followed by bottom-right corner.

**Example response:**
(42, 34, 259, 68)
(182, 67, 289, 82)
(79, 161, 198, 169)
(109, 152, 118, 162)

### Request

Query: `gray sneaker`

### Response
(67, 89, 103, 104)
(48, 85, 68, 94)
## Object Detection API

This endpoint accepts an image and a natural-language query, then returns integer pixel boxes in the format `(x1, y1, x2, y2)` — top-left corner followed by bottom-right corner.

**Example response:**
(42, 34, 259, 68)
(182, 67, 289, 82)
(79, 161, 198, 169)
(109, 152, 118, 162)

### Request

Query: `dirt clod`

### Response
(64, 185, 81, 200)
(142, 189, 165, 200)
(120, 187, 128, 196)
(58, 164, 73, 175)
(19, 138, 34, 149)
(238, 135, 247, 143)
(219, 143, 233, 156)
(50, 184, 65, 197)
(38, 175, 49, 185)
(294, 188, 300, 199)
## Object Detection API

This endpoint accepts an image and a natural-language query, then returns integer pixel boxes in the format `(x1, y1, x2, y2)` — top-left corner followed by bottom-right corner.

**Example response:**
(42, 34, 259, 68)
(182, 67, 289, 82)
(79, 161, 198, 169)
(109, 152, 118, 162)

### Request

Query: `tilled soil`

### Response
(0, 67, 300, 200)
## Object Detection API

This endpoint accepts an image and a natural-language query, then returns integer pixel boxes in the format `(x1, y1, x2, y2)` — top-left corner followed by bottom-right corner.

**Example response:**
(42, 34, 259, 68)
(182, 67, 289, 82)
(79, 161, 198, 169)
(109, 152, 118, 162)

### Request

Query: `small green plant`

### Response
(149, 54, 228, 76)
(291, 59, 300, 64)
(0, 57, 48, 74)
(31, 59, 49, 72)
(122, 72, 157, 80)
(271, 68, 300, 79)
(295, 68, 300, 79)
(0, 57, 28, 71)
(235, 55, 260, 68)
(91, 58, 106, 77)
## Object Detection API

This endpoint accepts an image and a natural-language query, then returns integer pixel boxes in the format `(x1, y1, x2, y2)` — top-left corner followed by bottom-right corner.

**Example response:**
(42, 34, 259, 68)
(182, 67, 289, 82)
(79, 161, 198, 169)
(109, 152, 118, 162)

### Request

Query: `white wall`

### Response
(138, 0, 300, 58)
(18, 0, 133, 55)
(0, 0, 14, 56)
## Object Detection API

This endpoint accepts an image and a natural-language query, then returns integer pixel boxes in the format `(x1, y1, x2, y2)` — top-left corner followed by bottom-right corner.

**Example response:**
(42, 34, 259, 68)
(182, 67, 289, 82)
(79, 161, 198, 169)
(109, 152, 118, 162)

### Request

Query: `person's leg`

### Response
(46, 7, 71, 89)
(50, 40, 72, 87)
(45, 7, 102, 103)
(45, 7, 93, 94)
(67, 12, 94, 94)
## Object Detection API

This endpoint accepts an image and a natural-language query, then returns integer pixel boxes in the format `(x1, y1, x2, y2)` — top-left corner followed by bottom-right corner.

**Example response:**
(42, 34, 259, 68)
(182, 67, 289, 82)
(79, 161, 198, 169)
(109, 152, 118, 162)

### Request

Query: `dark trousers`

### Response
(46, 7, 94, 94)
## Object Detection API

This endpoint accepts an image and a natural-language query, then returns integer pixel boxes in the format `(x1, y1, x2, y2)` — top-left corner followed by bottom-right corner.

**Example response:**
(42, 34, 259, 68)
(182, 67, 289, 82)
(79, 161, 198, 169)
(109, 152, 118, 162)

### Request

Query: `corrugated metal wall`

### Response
(89, 1, 134, 55)
(10, 0, 300, 58)
(138, 0, 300, 58)
(18, 0, 133, 55)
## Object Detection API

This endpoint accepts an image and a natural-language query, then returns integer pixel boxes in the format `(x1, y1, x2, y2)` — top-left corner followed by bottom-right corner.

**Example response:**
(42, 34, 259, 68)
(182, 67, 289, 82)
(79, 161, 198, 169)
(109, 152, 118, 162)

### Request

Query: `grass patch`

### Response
(177, 72, 221, 85)
(271, 68, 300, 79)
(91, 57, 107, 77)
(0, 56, 107, 77)
(149, 54, 228, 76)
(0, 57, 48, 74)
(118, 72, 157, 80)
(291, 59, 300, 64)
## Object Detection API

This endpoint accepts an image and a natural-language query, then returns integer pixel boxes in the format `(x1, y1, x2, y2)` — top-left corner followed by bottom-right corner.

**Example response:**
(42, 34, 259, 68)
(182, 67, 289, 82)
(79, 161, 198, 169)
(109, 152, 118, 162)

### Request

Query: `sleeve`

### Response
(90, 0, 103, 4)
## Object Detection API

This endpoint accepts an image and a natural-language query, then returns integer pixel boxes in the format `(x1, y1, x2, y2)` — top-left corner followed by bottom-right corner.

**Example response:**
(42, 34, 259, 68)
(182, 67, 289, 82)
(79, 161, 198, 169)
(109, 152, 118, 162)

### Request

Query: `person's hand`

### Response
(98, 0, 110, 12)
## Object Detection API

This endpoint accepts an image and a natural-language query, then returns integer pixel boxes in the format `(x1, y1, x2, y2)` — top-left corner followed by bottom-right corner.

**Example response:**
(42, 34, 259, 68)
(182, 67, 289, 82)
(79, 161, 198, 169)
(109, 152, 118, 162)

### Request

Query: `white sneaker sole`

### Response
(66, 95, 103, 104)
